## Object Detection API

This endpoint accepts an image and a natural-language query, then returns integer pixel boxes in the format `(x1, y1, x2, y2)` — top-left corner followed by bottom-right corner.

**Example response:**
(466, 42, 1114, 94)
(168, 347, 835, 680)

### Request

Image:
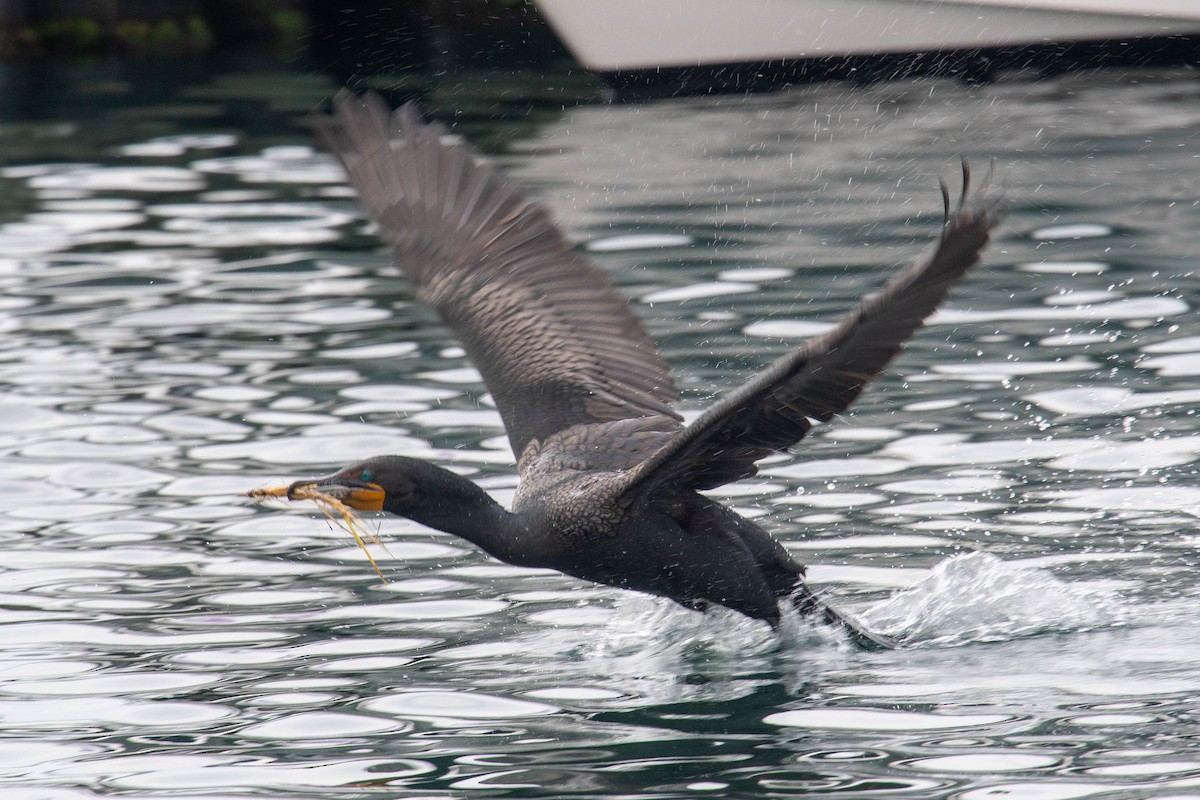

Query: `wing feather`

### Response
(312, 92, 680, 464)
(619, 165, 1003, 497)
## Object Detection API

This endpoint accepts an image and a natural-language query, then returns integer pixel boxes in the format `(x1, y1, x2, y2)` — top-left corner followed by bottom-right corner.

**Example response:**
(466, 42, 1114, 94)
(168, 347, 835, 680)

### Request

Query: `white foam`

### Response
(861, 552, 1120, 646)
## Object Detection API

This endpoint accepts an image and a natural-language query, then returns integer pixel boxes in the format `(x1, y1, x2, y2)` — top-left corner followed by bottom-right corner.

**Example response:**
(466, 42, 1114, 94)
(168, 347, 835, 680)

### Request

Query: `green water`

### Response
(1, 58, 1199, 799)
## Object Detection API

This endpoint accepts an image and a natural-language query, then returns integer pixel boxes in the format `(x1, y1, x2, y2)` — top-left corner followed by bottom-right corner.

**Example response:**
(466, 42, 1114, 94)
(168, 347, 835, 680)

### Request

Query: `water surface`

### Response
(1, 62, 1200, 799)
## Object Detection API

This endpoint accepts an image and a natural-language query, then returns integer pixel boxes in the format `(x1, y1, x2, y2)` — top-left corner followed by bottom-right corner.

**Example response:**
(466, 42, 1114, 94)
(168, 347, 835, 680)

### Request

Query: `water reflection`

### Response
(0, 61, 1198, 799)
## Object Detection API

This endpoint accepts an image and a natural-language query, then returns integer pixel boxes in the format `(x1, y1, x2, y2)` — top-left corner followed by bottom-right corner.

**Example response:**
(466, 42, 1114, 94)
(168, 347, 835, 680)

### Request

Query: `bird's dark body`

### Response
(511, 415, 806, 627)
(282, 92, 1003, 650)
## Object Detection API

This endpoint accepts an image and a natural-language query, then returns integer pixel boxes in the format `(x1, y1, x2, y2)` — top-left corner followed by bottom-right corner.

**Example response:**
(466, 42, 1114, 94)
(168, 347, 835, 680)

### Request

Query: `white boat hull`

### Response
(535, 0, 1200, 96)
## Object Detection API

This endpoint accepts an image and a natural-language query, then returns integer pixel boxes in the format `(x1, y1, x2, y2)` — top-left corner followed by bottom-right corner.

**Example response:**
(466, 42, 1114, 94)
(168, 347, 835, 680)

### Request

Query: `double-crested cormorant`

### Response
(278, 92, 1001, 649)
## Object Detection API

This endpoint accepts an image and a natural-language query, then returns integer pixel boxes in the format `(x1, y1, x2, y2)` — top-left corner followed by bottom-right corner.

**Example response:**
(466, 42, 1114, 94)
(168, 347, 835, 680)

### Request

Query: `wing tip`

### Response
(312, 90, 450, 156)
(949, 157, 1007, 232)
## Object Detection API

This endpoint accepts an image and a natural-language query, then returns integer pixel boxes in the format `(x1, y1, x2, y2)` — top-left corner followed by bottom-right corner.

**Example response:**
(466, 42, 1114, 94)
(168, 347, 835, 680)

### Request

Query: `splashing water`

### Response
(545, 551, 1122, 677)
(861, 551, 1122, 646)
(591, 592, 777, 660)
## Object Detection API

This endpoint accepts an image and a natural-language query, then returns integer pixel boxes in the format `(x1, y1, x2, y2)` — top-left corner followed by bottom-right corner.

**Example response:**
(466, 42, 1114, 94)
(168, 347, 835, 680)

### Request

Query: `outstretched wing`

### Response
(618, 165, 1002, 498)
(312, 92, 680, 463)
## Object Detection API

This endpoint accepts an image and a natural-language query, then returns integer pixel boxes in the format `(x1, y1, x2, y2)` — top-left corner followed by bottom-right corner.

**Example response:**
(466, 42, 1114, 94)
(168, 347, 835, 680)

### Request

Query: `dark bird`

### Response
(283, 92, 1001, 650)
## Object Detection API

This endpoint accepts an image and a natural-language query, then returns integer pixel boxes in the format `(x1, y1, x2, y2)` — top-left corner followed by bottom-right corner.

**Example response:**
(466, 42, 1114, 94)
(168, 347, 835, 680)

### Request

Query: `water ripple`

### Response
(1, 63, 1199, 800)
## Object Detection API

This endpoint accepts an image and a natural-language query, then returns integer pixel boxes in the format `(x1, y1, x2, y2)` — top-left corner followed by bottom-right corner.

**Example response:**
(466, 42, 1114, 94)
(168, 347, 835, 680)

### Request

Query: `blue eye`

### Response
(360, 469, 373, 483)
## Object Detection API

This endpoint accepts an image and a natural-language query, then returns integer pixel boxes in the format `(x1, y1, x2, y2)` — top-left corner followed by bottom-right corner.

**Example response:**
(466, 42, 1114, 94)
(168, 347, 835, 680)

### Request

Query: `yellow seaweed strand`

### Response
(244, 485, 387, 582)
(313, 501, 386, 582)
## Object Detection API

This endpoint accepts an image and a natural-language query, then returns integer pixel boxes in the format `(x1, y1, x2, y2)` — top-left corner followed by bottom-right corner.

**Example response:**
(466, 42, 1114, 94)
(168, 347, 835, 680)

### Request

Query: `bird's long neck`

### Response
(400, 463, 533, 566)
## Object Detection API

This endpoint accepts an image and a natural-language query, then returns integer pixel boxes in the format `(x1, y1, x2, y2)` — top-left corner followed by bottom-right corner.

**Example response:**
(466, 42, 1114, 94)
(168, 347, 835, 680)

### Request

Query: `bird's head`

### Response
(287, 455, 425, 513)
